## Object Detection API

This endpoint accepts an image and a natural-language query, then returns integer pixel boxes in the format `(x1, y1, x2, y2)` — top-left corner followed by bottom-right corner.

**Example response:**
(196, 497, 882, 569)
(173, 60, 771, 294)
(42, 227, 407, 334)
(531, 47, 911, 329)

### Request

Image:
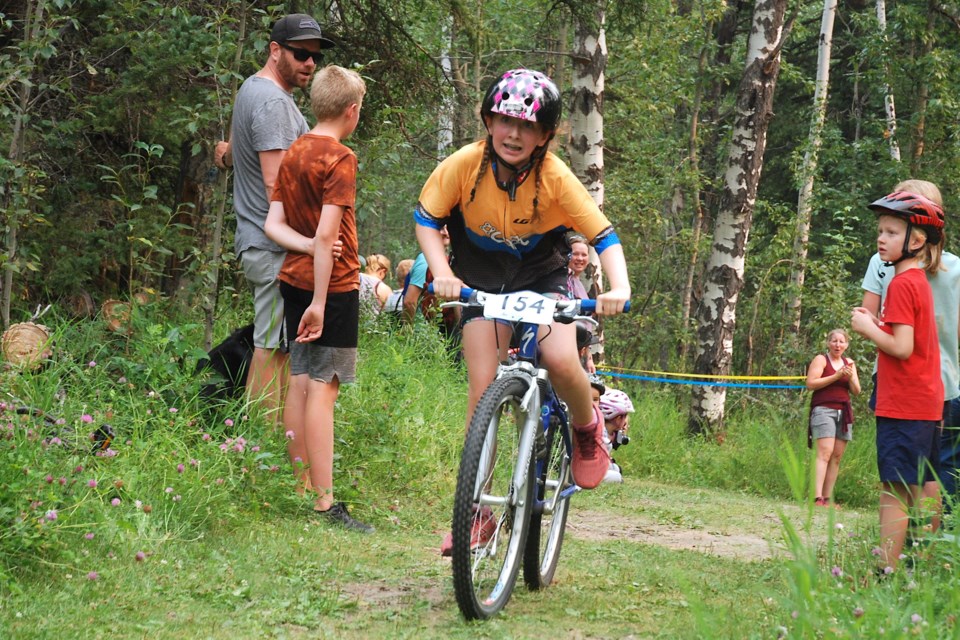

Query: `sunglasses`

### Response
(277, 41, 323, 64)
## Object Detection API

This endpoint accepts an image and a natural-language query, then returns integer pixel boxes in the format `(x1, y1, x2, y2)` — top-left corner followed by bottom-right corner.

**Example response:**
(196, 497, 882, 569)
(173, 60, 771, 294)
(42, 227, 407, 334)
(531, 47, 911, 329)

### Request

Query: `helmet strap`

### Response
(489, 139, 535, 202)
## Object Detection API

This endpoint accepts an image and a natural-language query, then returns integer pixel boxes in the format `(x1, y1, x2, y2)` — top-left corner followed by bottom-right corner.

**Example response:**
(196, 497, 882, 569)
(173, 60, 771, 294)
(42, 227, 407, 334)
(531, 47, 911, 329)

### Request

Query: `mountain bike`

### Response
(440, 287, 618, 620)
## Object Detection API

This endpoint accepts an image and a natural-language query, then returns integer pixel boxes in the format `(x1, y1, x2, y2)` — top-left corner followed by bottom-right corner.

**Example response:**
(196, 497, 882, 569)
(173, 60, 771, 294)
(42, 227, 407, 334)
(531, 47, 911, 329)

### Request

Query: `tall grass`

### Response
(609, 382, 876, 508)
(3, 304, 960, 638)
(0, 305, 465, 589)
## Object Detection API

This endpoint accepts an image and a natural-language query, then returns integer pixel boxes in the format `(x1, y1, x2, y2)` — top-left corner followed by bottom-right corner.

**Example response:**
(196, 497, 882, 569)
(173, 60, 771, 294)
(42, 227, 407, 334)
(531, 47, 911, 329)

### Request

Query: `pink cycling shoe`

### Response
(440, 505, 497, 556)
(571, 405, 610, 489)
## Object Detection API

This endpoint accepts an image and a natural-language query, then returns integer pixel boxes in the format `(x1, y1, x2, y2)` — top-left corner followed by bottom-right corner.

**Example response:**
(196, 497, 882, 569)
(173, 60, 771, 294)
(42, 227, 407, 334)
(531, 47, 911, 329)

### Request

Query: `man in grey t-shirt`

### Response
(214, 14, 334, 424)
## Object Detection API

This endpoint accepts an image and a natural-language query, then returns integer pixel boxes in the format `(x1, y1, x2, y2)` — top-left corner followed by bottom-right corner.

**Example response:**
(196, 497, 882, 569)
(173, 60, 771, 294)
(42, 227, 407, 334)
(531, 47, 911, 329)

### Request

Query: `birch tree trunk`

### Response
(788, 0, 837, 335)
(876, 0, 902, 161)
(569, 5, 607, 357)
(438, 16, 455, 159)
(689, 0, 788, 437)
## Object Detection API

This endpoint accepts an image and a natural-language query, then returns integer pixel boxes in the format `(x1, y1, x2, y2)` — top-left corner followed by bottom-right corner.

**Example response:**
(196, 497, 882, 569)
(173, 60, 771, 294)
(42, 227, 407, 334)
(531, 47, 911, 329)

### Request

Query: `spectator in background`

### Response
(384, 258, 414, 317)
(359, 253, 392, 315)
(599, 387, 634, 484)
(805, 329, 860, 507)
(567, 235, 593, 301)
(403, 226, 450, 325)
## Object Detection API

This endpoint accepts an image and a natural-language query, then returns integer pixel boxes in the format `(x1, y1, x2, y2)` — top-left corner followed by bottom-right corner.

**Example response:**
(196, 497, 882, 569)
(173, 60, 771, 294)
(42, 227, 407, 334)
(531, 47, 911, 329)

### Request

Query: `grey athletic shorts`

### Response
(240, 248, 286, 350)
(810, 406, 852, 442)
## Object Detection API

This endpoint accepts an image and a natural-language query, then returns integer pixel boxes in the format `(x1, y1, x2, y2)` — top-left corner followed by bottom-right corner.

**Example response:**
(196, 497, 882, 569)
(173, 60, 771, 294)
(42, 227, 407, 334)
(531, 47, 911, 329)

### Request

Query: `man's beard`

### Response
(277, 53, 309, 90)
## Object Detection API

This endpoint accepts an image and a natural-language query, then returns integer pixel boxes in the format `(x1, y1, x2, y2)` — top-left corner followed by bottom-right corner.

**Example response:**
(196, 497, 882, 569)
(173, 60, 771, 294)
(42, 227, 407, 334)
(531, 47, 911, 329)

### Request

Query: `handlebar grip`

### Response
(425, 283, 477, 301)
(578, 300, 631, 313)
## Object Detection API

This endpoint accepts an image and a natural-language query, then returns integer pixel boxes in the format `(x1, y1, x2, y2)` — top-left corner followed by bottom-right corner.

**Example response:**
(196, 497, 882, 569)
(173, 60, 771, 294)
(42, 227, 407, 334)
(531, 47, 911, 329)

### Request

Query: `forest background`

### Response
(2, 0, 960, 429)
(4, 2, 960, 636)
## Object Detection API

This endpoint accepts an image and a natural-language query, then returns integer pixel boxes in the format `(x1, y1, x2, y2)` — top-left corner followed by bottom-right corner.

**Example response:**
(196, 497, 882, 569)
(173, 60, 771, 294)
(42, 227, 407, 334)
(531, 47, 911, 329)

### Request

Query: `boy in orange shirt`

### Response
(264, 65, 372, 532)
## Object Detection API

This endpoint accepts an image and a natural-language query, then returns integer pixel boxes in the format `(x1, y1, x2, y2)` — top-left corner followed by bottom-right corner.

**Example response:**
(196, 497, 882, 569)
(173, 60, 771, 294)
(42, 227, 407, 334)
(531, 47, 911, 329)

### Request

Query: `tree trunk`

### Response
(569, 4, 606, 360)
(204, 6, 247, 350)
(910, 2, 936, 171)
(876, 0, 902, 161)
(438, 16, 455, 159)
(689, 0, 788, 438)
(788, 0, 837, 336)
(680, 37, 710, 346)
(3, 0, 45, 329)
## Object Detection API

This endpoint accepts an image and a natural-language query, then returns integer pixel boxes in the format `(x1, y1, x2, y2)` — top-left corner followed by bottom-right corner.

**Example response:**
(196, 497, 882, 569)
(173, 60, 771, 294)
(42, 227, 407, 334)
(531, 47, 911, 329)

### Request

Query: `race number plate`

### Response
(483, 291, 558, 325)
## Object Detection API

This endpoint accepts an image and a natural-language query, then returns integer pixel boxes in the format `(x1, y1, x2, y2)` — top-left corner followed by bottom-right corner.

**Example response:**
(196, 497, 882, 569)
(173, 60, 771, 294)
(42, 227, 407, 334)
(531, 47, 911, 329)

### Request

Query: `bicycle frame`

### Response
(501, 321, 569, 507)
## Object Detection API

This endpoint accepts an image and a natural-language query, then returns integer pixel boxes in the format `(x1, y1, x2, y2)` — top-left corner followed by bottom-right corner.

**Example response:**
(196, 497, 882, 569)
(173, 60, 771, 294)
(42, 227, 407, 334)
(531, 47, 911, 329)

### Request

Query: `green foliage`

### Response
(1, 0, 959, 404)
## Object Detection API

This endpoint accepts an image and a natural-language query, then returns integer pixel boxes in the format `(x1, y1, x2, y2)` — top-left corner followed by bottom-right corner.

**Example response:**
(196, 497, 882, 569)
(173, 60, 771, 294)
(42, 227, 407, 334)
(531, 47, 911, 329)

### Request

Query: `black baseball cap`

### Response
(270, 14, 336, 49)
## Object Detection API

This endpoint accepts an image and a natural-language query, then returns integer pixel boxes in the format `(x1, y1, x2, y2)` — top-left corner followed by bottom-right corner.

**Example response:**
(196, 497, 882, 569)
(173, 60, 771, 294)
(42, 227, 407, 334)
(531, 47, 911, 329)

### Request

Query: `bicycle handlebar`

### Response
(426, 284, 631, 314)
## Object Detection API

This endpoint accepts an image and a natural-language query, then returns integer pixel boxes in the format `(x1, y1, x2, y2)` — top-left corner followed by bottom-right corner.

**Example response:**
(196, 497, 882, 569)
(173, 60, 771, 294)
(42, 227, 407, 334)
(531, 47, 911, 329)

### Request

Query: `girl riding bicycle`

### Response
(413, 68, 631, 551)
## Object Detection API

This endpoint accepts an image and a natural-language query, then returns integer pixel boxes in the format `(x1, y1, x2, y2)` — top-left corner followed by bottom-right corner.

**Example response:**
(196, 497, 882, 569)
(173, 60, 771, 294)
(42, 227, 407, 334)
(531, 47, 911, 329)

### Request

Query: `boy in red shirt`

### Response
(264, 65, 372, 533)
(851, 190, 946, 571)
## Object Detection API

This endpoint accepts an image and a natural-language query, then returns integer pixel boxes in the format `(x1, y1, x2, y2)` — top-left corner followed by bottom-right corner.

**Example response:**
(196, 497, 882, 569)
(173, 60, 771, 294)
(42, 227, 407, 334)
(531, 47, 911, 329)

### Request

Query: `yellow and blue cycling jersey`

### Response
(415, 140, 620, 292)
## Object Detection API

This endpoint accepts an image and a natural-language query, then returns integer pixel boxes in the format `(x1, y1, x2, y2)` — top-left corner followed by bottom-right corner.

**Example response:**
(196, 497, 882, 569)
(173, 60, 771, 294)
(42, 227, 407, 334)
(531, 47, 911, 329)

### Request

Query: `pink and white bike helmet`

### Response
(599, 389, 634, 420)
(480, 68, 562, 130)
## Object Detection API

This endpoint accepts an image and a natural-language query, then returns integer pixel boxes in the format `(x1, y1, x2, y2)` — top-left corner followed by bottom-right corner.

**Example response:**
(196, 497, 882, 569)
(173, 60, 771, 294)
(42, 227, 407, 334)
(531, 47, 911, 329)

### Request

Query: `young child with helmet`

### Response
(416, 68, 631, 555)
(851, 186, 946, 572)
(861, 181, 960, 521)
(599, 388, 635, 483)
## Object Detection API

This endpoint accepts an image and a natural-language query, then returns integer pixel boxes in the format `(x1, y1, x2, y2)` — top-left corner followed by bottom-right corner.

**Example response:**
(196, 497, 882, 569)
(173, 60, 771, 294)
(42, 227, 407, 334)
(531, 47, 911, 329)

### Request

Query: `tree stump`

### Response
(2, 322, 53, 369)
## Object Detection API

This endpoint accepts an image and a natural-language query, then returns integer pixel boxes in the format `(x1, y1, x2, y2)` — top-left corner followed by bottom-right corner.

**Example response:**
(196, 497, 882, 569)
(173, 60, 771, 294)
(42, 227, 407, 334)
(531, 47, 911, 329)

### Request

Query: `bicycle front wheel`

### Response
(451, 375, 536, 620)
(523, 411, 572, 589)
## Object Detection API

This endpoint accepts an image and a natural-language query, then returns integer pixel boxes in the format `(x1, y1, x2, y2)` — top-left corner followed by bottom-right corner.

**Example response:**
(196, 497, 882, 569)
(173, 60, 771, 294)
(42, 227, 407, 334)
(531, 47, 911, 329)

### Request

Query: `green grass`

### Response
(2, 303, 959, 638)
(3, 480, 797, 639)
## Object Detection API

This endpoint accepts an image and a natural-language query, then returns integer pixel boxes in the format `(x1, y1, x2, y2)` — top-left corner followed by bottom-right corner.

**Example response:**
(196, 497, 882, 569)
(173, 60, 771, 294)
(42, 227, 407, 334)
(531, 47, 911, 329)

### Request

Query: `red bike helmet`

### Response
(868, 190, 945, 245)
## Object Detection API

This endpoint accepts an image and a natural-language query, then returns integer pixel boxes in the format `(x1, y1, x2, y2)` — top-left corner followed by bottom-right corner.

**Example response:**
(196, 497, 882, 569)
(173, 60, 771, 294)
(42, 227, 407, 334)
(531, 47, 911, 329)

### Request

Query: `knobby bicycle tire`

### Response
(451, 375, 536, 620)
(523, 408, 572, 589)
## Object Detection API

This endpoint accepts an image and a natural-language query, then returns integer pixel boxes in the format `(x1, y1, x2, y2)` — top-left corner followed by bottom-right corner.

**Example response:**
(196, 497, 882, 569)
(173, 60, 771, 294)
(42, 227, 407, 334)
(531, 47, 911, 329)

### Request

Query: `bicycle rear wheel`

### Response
(451, 376, 536, 620)
(523, 410, 572, 589)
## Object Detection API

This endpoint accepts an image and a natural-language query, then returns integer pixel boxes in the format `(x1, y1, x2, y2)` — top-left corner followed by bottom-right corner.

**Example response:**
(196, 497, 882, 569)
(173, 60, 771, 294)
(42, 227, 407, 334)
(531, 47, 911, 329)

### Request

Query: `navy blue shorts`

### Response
(876, 416, 940, 485)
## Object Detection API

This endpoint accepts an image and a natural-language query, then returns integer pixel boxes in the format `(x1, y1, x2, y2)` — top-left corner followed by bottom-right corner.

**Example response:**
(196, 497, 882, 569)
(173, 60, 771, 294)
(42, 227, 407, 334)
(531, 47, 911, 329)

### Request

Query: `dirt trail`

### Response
(340, 506, 792, 610)
(567, 508, 780, 560)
